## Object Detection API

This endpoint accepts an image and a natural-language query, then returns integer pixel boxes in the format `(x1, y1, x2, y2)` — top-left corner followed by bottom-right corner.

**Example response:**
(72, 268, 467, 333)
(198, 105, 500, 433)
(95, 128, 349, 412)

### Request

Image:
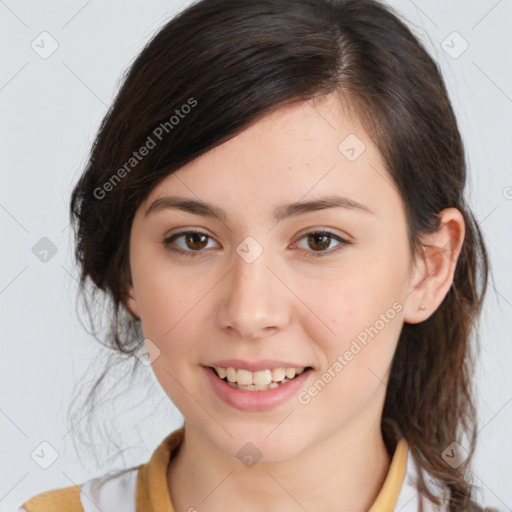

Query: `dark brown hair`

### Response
(68, 0, 490, 509)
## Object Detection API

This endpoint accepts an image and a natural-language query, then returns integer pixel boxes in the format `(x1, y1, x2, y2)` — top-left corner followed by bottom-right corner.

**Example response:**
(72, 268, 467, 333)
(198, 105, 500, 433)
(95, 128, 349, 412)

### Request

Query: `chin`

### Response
(219, 427, 311, 464)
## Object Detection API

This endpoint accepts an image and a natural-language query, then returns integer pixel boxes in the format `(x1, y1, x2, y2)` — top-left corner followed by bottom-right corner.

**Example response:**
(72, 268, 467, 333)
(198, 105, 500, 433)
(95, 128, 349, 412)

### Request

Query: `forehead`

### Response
(142, 94, 402, 222)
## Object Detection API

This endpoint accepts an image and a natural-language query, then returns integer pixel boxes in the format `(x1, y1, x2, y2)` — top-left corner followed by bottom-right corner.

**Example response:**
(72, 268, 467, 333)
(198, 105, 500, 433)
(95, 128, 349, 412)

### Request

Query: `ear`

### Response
(403, 208, 465, 324)
(123, 283, 140, 320)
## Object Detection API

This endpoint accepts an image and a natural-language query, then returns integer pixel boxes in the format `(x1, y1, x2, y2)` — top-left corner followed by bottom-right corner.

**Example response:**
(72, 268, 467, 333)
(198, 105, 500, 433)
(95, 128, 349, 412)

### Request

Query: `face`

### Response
(126, 93, 419, 462)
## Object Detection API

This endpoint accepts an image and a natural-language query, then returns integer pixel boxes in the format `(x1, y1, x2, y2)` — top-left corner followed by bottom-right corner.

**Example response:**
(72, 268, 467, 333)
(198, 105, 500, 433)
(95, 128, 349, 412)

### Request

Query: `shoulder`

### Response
(18, 484, 84, 512)
(18, 466, 142, 512)
(18, 427, 184, 512)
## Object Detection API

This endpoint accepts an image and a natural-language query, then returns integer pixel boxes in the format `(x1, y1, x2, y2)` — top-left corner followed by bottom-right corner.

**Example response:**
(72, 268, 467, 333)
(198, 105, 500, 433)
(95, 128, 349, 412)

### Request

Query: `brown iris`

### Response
(185, 232, 209, 250)
(307, 233, 331, 252)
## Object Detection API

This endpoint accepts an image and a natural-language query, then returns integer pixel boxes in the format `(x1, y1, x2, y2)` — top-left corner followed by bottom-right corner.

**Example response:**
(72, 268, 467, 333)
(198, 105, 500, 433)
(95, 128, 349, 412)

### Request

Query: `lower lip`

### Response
(203, 366, 312, 411)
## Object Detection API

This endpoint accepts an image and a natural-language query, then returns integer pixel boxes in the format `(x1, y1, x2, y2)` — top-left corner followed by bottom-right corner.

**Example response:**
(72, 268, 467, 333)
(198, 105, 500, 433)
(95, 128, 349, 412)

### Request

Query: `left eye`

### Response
(163, 230, 351, 258)
(294, 231, 350, 256)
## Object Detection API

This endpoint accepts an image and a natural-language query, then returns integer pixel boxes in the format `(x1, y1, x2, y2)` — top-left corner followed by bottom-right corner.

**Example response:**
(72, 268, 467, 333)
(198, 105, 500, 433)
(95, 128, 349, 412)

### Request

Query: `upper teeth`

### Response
(215, 366, 306, 386)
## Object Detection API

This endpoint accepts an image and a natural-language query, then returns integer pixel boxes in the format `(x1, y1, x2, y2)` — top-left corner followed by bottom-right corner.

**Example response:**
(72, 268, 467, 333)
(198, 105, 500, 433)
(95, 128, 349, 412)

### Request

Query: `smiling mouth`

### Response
(210, 366, 313, 391)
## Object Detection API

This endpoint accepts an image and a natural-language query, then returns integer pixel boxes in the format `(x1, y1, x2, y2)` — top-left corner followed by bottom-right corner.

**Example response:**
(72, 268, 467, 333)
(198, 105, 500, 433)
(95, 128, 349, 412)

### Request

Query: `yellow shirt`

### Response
(19, 426, 409, 512)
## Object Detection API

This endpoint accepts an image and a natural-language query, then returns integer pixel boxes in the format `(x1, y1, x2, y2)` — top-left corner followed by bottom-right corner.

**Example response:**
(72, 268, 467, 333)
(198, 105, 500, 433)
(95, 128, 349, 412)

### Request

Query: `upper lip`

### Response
(206, 359, 312, 372)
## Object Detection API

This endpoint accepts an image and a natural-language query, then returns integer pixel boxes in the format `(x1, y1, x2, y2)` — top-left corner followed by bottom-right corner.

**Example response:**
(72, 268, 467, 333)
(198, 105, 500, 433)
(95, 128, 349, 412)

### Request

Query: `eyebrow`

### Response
(145, 194, 375, 222)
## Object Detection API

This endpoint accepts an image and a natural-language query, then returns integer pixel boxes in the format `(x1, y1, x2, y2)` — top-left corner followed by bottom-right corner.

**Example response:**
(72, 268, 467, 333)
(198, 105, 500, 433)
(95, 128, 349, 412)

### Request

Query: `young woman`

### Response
(19, 0, 497, 510)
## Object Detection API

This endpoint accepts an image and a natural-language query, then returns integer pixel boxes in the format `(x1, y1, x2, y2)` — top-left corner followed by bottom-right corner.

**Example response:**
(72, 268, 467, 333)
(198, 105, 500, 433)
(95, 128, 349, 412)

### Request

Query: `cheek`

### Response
(301, 281, 403, 423)
(296, 265, 404, 375)
(134, 268, 206, 409)
(132, 254, 209, 339)
(296, 271, 391, 338)
(132, 262, 215, 393)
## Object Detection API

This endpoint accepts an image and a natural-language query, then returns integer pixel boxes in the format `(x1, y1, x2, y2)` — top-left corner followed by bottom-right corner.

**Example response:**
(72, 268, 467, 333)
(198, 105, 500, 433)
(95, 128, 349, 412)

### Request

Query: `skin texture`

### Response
(125, 93, 465, 512)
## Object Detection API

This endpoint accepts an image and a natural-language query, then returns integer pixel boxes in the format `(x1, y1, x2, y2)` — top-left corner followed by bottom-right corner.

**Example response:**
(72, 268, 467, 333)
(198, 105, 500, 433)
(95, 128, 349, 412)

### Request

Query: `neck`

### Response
(167, 417, 393, 512)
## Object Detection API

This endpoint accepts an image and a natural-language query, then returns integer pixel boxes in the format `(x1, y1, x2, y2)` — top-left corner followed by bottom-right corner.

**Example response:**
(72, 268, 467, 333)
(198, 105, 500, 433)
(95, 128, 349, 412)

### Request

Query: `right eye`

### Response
(162, 230, 220, 257)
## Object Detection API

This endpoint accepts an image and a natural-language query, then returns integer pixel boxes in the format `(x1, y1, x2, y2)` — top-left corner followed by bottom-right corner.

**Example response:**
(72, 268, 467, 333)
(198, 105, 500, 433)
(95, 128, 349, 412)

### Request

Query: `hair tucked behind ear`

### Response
(68, 0, 490, 508)
(382, 205, 489, 510)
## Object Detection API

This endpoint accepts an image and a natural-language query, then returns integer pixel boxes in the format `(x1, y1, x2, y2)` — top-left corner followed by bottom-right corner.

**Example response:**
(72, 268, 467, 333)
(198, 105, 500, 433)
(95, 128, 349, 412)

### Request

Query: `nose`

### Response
(216, 244, 291, 341)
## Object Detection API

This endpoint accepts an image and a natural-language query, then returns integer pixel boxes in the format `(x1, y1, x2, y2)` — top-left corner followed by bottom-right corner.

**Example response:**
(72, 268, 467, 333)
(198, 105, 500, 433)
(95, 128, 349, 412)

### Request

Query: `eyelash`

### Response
(162, 229, 351, 259)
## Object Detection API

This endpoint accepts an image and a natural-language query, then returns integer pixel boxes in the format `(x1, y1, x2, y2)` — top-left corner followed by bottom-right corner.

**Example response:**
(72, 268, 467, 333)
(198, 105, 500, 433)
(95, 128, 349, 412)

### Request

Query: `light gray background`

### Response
(1, 1, 511, 510)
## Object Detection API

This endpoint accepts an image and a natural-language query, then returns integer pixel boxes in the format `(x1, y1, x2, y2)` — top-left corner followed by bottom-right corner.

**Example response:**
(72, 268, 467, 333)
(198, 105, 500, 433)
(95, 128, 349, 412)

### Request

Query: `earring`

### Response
(418, 304, 426, 311)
